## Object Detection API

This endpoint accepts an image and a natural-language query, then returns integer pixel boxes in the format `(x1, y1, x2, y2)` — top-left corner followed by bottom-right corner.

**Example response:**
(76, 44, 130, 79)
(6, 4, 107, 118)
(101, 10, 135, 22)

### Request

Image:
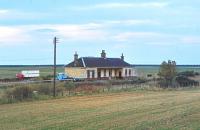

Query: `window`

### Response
(129, 69, 131, 76)
(109, 70, 112, 77)
(87, 70, 90, 78)
(92, 70, 95, 78)
(98, 71, 101, 78)
(87, 70, 95, 78)
(125, 69, 127, 76)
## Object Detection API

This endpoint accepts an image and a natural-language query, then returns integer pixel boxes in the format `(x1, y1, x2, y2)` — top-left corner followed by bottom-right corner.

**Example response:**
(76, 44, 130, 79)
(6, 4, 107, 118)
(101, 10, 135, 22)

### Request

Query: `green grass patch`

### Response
(0, 66, 64, 79)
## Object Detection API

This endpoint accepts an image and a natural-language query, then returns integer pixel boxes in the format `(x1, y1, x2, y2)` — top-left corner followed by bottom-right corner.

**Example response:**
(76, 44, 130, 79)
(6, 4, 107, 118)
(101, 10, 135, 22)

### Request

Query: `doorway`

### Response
(119, 71, 122, 78)
(98, 71, 101, 79)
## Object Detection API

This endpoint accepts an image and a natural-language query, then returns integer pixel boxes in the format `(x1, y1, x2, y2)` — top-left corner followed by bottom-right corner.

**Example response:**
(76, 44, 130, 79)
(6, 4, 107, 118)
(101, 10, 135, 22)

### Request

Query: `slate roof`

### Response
(65, 57, 132, 68)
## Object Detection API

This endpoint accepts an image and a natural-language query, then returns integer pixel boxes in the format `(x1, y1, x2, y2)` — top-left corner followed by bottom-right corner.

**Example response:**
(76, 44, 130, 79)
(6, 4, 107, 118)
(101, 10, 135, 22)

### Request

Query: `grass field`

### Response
(0, 66, 64, 79)
(1, 89, 200, 130)
(1, 65, 200, 79)
(135, 66, 200, 77)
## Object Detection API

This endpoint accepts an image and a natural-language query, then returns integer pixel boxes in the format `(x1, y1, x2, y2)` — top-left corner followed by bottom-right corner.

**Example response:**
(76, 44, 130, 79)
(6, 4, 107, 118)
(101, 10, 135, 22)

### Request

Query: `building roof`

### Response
(65, 57, 132, 68)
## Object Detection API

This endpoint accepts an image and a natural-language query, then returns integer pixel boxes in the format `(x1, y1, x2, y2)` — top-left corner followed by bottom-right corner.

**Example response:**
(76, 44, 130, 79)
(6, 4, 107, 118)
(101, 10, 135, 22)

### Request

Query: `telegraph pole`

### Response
(53, 37, 58, 97)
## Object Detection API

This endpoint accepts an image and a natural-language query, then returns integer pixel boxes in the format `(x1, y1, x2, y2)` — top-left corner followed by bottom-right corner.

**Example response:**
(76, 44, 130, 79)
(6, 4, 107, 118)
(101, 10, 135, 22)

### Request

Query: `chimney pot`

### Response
(101, 50, 106, 58)
(74, 52, 78, 66)
(121, 53, 124, 61)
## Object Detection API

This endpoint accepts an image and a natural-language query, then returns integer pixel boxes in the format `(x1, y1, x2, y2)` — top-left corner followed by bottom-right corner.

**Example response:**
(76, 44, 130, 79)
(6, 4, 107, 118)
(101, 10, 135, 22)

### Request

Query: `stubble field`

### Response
(1, 89, 200, 130)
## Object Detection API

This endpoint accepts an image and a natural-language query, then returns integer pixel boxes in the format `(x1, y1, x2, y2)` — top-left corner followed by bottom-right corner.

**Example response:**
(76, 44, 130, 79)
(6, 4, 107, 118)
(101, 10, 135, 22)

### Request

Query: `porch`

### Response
(97, 68, 123, 79)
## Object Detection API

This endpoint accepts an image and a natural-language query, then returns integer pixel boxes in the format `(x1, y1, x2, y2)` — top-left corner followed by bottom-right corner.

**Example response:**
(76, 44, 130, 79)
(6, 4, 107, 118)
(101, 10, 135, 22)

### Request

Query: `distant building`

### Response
(65, 50, 136, 79)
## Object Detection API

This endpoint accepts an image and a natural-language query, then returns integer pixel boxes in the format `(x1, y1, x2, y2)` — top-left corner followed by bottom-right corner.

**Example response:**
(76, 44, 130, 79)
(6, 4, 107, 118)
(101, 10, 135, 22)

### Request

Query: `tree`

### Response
(158, 60, 177, 87)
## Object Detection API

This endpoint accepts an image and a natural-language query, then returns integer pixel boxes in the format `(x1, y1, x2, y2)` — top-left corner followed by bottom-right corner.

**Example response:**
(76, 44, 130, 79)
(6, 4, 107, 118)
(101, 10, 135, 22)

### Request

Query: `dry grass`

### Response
(1, 89, 200, 130)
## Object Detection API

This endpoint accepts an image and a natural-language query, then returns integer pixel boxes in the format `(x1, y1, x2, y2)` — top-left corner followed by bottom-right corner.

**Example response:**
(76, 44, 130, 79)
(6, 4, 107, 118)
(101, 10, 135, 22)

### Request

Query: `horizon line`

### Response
(0, 64, 200, 67)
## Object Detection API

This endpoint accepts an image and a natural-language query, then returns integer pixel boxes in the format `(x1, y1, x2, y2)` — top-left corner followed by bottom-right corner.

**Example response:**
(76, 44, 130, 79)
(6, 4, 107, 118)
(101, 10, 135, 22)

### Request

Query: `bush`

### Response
(75, 85, 101, 94)
(177, 71, 197, 77)
(158, 79, 177, 88)
(37, 85, 52, 95)
(56, 83, 65, 96)
(34, 83, 65, 96)
(0, 82, 67, 104)
(6, 85, 33, 101)
(64, 81, 75, 95)
(195, 72, 200, 76)
(176, 76, 199, 87)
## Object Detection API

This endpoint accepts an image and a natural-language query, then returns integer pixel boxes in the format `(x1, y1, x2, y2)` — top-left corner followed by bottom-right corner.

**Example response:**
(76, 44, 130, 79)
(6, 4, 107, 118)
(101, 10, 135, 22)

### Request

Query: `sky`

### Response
(0, 0, 200, 65)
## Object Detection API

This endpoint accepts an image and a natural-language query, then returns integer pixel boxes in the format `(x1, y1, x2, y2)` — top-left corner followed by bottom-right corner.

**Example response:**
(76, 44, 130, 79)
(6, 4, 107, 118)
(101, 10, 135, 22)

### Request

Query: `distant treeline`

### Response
(134, 65, 200, 67)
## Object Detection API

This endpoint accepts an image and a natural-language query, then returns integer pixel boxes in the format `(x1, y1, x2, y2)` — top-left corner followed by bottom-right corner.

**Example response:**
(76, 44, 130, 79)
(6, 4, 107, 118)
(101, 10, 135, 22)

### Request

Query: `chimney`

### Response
(101, 50, 106, 58)
(121, 53, 124, 61)
(74, 52, 78, 66)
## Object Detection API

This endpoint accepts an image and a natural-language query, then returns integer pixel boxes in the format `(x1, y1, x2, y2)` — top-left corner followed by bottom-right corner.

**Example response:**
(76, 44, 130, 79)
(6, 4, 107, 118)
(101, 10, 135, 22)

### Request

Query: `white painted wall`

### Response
(100, 69, 119, 78)
(112, 69, 115, 77)
(122, 68, 136, 77)
(86, 68, 97, 78)
(85, 67, 136, 78)
(101, 69, 104, 77)
(106, 69, 109, 77)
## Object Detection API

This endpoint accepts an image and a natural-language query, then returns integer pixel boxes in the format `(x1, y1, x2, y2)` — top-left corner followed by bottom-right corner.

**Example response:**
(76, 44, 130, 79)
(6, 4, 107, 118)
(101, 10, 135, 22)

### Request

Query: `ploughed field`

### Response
(1, 89, 200, 130)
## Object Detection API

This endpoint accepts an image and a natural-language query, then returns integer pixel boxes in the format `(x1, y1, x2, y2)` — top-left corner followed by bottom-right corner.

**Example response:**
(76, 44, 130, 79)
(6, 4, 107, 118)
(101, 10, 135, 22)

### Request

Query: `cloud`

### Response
(102, 19, 160, 26)
(181, 36, 200, 44)
(0, 9, 48, 20)
(0, 19, 159, 46)
(0, 9, 9, 14)
(1, 22, 199, 47)
(54, 24, 107, 41)
(24, 23, 107, 41)
(0, 23, 107, 46)
(72, 2, 169, 10)
(0, 9, 10, 19)
(113, 32, 163, 42)
(113, 31, 200, 46)
(112, 32, 182, 46)
(0, 26, 31, 46)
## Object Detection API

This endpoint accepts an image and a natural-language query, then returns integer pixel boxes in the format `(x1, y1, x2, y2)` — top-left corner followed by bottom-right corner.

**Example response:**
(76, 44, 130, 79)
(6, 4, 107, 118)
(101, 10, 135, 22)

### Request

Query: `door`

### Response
(87, 70, 90, 78)
(98, 71, 101, 78)
(92, 70, 95, 78)
(119, 71, 122, 78)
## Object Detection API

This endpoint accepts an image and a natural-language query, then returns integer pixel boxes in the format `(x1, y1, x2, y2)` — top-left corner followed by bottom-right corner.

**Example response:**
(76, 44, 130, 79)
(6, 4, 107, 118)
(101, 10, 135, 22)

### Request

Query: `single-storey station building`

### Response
(65, 50, 136, 79)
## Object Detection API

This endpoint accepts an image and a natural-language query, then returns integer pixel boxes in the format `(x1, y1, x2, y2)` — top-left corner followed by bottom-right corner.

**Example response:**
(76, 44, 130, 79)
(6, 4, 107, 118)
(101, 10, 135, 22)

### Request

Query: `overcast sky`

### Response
(0, 0, 200, 65)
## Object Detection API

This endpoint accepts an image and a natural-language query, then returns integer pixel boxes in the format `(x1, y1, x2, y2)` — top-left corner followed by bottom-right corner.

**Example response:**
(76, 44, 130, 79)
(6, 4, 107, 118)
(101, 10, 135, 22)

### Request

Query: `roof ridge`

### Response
(65, 56, 132, 68)
(81, 57, 121, 59)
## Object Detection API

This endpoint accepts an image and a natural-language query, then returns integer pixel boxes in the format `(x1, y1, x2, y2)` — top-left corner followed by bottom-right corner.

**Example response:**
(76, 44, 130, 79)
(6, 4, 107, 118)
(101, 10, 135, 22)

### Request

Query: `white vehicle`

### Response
(21, 70, 40, 78)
